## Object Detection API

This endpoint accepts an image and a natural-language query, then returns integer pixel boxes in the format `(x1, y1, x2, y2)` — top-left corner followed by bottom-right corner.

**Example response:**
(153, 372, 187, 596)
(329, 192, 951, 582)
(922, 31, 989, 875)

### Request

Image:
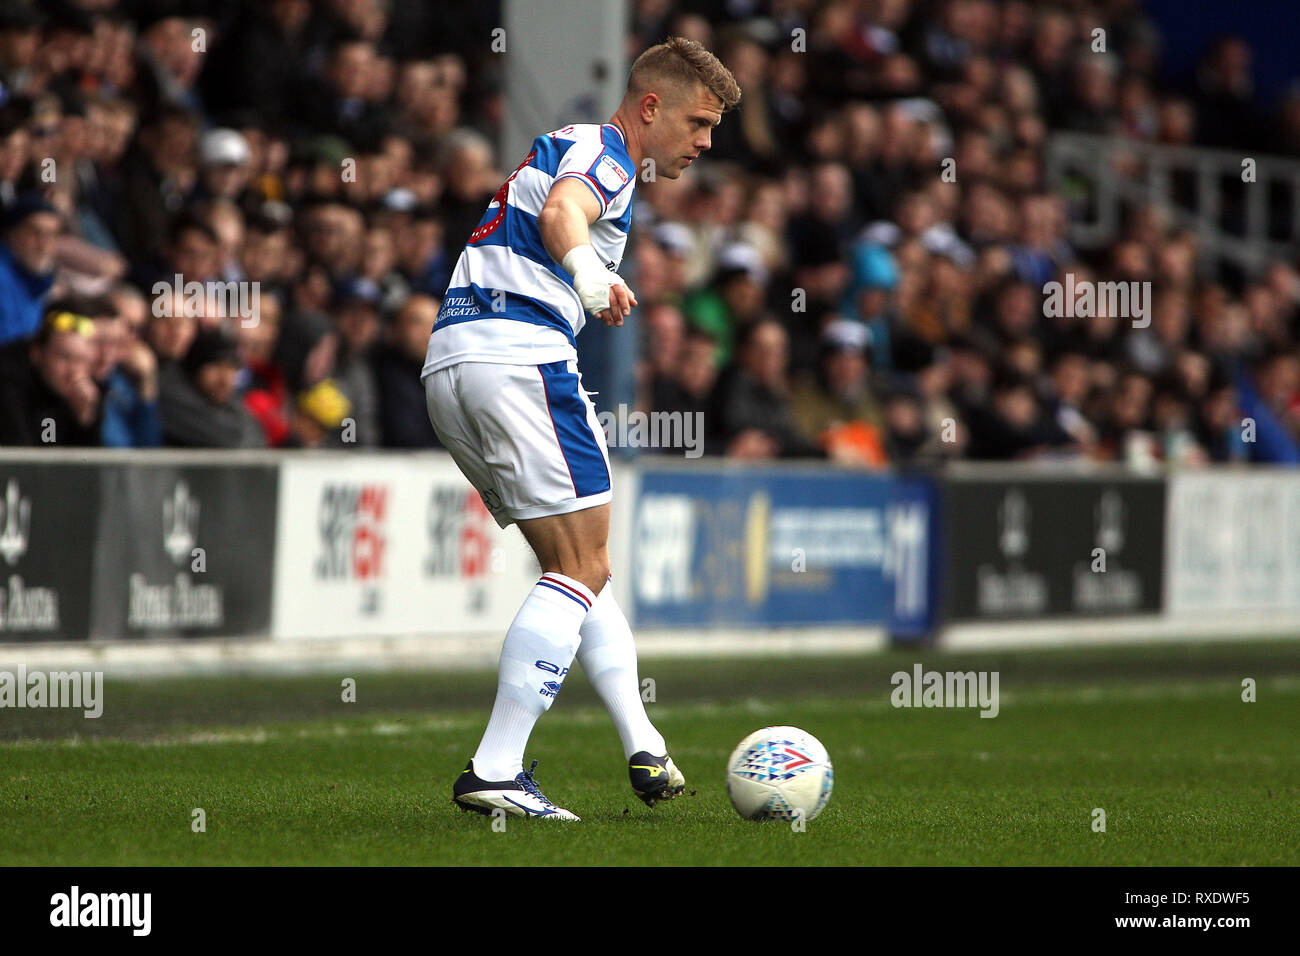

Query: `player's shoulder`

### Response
(543, 122, 602, 144)
(541, 123, 630, 159)
(536, 123, 634, 196)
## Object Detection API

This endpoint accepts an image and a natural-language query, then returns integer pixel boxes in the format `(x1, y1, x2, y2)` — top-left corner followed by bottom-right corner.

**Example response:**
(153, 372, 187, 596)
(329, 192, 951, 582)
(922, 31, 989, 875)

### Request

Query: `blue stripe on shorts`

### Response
(538, 361, 610, 499)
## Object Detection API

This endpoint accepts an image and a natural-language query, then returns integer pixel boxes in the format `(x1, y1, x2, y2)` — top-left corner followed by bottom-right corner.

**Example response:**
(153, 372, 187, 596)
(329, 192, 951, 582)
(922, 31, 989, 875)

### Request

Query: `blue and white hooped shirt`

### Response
(422, 123, 636, 377)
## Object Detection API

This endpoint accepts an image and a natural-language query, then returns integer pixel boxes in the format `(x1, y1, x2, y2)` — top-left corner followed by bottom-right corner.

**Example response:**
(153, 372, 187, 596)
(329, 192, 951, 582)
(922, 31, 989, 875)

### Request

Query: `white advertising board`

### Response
(1166, 470, 1300, 614)
(272, 453, 539, 639)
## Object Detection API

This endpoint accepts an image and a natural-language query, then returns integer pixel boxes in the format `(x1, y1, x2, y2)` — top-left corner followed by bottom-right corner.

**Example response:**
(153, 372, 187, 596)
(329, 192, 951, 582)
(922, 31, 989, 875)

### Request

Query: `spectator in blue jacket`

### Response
(0, 194, 60, 346)
(88, 296, 162, 448)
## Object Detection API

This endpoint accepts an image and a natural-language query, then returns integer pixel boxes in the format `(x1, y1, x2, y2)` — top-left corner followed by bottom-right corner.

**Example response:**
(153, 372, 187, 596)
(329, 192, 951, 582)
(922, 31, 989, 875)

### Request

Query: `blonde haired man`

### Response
(423, 38, 740, 819)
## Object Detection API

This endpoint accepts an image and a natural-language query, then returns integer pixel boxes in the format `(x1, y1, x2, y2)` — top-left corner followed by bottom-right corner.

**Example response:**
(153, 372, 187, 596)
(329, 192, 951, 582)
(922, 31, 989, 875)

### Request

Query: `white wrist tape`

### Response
(562, 244, 624, 316)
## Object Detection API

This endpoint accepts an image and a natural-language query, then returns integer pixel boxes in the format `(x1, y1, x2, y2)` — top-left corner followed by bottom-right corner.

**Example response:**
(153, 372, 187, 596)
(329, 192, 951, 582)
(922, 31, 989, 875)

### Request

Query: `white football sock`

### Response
(576, 575, 667, 759)
(472, 572, 595, 782)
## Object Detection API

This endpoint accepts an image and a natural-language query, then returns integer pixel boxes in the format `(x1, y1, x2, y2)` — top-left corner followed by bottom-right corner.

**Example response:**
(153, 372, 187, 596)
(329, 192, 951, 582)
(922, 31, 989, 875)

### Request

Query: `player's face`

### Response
(653, 83, 722, 180)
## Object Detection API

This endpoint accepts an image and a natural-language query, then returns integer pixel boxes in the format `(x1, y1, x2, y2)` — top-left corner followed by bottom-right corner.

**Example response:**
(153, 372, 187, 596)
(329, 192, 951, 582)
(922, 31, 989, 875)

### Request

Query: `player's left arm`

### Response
(538, 177, 636, 327)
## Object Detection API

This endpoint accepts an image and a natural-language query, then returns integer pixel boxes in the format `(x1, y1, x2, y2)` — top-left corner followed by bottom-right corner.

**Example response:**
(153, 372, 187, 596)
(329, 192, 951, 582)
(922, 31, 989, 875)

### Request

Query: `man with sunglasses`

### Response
(0, 302, 102, 446)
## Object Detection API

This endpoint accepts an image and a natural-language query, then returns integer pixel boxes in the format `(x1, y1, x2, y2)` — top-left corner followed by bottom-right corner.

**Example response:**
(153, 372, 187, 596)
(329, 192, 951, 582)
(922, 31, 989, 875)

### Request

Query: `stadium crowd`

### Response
(0, 0, 1297, 466)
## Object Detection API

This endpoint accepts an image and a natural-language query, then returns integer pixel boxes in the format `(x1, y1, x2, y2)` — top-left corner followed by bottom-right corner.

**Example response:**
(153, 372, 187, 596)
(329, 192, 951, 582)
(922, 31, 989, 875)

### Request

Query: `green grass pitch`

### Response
(1, 640, 1297, 866)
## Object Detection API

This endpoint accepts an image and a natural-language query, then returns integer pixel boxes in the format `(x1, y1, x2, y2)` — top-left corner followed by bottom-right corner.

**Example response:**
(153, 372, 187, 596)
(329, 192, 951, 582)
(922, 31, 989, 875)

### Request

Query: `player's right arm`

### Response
(538, 178, 636, 327)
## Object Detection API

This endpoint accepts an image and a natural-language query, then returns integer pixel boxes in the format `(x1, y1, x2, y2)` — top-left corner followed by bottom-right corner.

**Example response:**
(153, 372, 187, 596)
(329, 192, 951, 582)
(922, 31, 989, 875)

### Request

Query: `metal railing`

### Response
(1046, 132, 1300, 277)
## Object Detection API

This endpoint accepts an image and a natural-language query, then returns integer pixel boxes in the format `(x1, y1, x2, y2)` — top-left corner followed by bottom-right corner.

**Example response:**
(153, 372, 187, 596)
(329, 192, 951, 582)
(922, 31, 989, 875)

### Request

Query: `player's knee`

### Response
(560, 556, 609, 598)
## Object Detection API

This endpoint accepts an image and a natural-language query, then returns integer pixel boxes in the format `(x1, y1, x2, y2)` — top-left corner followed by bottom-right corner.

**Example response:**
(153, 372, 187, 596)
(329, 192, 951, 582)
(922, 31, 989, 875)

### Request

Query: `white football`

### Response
(726, 726, 833, 821)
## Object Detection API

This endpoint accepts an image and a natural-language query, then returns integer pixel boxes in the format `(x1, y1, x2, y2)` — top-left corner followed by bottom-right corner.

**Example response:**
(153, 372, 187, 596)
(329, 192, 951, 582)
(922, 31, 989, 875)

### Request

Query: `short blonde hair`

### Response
(627, 36, 741, 112)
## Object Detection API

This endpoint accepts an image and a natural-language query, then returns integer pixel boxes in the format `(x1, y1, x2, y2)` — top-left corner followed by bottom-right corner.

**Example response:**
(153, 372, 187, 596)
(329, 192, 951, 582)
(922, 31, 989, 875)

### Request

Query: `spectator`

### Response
(115, 106, 198, 265)
(371, 293, 440, 448)
(0, 304, 101, 446)
(640, 301, 686, 403)
(330, 276, 382, 446)
(790, 318, 889, 466)
(135, 208, 221, 295)
(651, 326, 718, 455)
(436, 129, 497, 263)
(237, 293, 290, 447)
(199, 0, 320, 126)
(194, 128, 253, 204)
(0, 194, 59, 346)
(160, 325, 264, 448)
(962, 367, 1076, 460)
(299, 36, 390, 146)
(1044, 350, 1097, 451)
(1193, 36, 1262, 149)
(683, 242, 769, 368)
(882, 384, 934, 466)
(1196, 378, 1248, 463)
(90, 294, 160, 448)
(712, 318, 823, 459)
(397, 203, 451, 299)
(1151, 380, 1207, 465)
(241, 213, 295, 303)
(135, 7, 206, 116)
(289, 378, 352, 449)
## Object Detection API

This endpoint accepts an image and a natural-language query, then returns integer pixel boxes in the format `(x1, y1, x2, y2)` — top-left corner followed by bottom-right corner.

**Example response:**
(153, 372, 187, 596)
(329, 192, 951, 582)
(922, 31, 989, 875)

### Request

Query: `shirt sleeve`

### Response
(553, 137, 634, 219)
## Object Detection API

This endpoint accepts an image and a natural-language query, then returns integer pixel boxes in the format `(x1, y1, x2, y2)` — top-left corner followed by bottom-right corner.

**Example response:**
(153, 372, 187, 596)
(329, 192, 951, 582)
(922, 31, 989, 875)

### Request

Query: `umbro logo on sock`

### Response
(539, 681, 562, 698)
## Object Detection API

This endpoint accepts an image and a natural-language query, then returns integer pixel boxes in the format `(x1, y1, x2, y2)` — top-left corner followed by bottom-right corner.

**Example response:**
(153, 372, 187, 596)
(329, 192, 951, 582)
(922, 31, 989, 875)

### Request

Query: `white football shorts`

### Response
(423, 360, 612, 528)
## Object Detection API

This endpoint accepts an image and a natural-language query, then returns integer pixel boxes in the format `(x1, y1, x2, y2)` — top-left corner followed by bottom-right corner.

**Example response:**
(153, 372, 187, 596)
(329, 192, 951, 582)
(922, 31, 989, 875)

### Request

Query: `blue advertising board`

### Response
(630, 466, 937, 637)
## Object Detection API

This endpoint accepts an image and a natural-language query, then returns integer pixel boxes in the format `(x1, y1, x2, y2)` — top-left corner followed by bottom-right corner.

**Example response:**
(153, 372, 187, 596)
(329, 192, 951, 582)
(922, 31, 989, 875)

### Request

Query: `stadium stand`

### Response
(0, 0, 1296, 468)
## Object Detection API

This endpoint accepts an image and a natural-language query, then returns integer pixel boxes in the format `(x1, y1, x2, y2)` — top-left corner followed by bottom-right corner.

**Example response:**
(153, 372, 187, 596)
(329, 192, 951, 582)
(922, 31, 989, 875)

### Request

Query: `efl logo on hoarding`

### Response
(315, 484, 388, 583)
